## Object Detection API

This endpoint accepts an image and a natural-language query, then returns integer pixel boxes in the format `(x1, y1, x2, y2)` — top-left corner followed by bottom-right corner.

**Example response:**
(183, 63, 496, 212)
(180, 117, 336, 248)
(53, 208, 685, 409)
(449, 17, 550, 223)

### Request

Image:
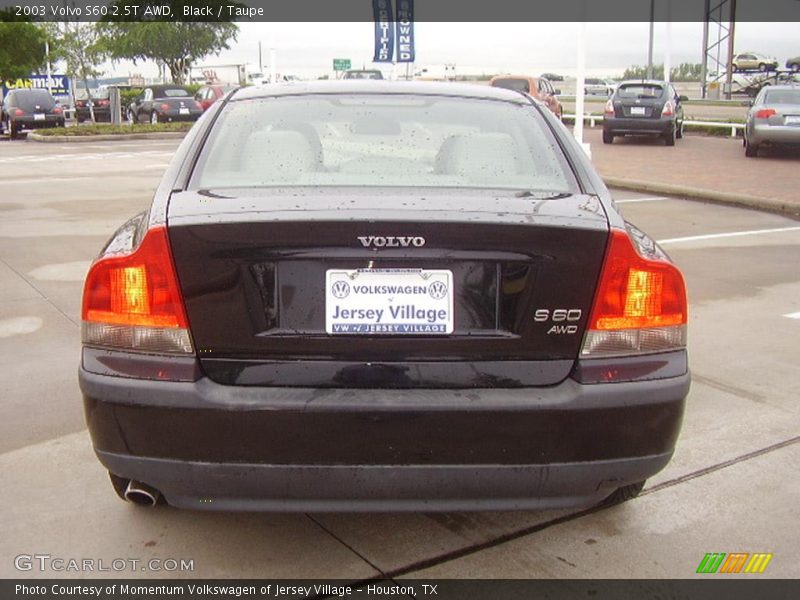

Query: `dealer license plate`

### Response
(34, 113, 45, 121)
(179, 107, 189, 115)
(630, 106, 646, 116)
(326, 269, 454, 335)
(785, 115, 800, 125)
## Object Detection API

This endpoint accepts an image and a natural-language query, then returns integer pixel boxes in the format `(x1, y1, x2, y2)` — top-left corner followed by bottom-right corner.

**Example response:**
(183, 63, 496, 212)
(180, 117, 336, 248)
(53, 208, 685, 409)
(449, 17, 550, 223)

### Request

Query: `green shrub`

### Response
(34, 122, 193, 136)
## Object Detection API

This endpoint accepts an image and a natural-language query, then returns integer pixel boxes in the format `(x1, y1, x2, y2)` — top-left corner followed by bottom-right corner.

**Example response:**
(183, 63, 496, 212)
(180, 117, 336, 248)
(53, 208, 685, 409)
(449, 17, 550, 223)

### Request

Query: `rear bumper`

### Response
(80, 355, 689, 511)
(604, 116, 674, 135)
(13, 116, 64, 130)
(159, 111, 201, 123)
(749, 124, 800, 146)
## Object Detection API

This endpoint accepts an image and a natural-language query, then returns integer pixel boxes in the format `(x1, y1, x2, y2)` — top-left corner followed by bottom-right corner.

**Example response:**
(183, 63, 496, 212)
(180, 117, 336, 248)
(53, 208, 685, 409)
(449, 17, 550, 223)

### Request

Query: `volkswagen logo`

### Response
(428, 281, 448, 300)
(331, 280, 350, 299)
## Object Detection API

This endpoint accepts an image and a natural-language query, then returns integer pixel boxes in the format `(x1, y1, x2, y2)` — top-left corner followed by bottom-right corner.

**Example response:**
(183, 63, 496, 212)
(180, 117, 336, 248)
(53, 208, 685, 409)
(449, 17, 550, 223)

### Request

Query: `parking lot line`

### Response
(658, 226, 800, 245)
(0, 176, 94, 186)
(783, 312, 800, 320)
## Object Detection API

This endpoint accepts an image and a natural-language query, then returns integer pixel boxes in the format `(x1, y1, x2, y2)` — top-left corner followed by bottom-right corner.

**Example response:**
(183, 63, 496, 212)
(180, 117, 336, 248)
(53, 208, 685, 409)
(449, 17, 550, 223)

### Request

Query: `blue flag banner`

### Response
(372, 0, 395, 63)
(395, 0, 415, 63)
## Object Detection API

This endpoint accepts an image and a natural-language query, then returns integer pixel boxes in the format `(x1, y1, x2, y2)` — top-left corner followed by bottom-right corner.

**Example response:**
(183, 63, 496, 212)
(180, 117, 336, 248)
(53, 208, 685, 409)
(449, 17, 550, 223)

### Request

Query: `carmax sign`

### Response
(2, 75, 70, 97)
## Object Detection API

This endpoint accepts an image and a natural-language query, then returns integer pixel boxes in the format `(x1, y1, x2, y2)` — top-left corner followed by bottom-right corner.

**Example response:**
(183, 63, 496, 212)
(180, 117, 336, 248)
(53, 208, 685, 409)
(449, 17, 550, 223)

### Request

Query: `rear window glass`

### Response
(190, 94, 575, 193)
(492, 79, 530, 93)
(763, 90, 800, 104)
(14, 90, 56, 109)
(158, 88, 191, 98)
(617, 84, 664, 99)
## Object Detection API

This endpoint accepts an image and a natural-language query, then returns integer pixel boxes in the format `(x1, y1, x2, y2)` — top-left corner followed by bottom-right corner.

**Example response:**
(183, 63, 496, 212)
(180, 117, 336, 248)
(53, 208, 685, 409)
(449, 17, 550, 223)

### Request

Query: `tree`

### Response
(622, 63, 704, 82)
(98, 2, 238, 84)
(58, 23, 107, 122)
(0, 10, 47, 84)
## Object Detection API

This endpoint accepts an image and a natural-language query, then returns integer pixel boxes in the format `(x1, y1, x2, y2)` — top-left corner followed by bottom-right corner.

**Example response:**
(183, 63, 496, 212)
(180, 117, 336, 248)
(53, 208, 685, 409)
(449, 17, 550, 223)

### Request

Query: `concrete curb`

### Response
(603, 176, 800, 217)
(27, 132, 188, 143)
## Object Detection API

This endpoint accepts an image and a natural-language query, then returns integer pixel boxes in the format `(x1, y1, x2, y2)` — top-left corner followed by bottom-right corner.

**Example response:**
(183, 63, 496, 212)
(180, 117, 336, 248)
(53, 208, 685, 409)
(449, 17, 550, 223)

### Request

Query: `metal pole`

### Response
(725, 0, 736, 100)
(647, 0, 655, 79)
(574, 21, 586, 147)
(45, 41, 52, 95)
(258, 41, 263, 74)
(665, 1, 671, 84)
(270, 47, 276, 84)
(700, 0, 710, 98)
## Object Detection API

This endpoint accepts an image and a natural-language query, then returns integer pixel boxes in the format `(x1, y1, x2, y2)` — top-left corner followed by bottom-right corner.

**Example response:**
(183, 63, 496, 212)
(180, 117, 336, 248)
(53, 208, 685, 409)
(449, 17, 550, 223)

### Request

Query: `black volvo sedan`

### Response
(80, 82, 689, 511)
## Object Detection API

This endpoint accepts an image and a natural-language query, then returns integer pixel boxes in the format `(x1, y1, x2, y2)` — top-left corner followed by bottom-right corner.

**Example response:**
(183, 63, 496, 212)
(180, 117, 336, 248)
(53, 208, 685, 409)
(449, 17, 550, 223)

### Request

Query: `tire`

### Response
(664, 125, 676, 146)
(676, 119, 684, 139)
(744, 139, 759, 157)
(792, 63, 800, 73)
(150, 111, 159, 125)
(758, 63, 767, 72)
(599, 480, 646, 507)
(602, 129, 614, 144)
(8, 119, 18, 140)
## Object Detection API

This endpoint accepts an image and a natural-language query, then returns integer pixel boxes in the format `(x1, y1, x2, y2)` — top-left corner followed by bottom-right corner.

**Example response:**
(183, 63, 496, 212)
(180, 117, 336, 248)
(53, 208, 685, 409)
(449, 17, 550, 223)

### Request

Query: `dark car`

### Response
(540, 72, 564, 82)
(743, 85, 800, 157)
(342, 69, 384, 80)
(75, 88, 111, 123)
(786, 56, 800, 72)
(1, 89, 64, 139)
(603, 80, 687, 146)
(194, 84, 239, 112)
(80, 81, 689, 512)
(127, 85, 202, 125)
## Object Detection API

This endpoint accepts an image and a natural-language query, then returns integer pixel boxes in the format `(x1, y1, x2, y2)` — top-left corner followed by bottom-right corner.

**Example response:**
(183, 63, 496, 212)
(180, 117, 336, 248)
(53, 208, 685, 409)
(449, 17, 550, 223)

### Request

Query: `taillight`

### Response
(98, 99, 109, 106)
(160, 103, 170, 111)
(53, 107, 62, 114)
(14, 109, 24, 116)
(661, 101, 674, 117)
(604, 99, 614, 115)
(82, 226, 193, 354)
(76, 101, 85, 107)
(581, 229, 687, 357)
(755, 108, 776, 119)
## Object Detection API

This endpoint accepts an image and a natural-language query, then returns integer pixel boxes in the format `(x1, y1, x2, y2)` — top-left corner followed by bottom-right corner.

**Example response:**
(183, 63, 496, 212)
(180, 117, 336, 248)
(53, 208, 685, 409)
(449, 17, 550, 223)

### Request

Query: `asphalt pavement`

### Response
(0, 138, 798, 579)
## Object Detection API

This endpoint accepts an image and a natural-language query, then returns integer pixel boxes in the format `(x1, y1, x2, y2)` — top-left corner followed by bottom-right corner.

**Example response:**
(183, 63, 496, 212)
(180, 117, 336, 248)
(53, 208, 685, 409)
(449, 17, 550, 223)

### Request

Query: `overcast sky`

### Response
(96, 21, 799, 80)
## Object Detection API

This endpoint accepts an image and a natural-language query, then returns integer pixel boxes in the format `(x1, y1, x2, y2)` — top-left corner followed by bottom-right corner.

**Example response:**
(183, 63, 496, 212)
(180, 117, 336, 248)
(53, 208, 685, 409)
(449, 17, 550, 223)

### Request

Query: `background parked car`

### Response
(127, 85, 203, 125)
(602, 80, 687, 146)
(489, 74, 563, 120)
(74, 88, 111, 123)
(540, 72, 564, 81)
(744, 85, 800, 157)
(584, 78, 615, 96)
(1, 89, 65, 139)
(732, 52, 779, 72)
(194, 84, 239, 112)
(786, 56, 800, 72)
(342, 69, 384, 80)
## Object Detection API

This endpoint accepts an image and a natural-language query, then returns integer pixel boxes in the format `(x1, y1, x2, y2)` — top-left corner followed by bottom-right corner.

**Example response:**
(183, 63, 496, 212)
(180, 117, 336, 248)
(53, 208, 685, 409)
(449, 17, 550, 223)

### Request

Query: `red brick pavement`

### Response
(583, 128, 800, 208)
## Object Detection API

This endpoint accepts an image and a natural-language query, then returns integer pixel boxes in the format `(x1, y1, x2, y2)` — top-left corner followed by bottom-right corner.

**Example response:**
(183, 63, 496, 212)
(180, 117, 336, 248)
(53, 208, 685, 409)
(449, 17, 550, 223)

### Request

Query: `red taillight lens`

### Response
(160, 103, 170, 111)
(98, 99, 109, 106)
(755, 108, 776, 119)
(582, 230, 687, 357)
(82, 226, 192, 353)
(76, 101, 86, 107)
(604, 99, 614, 115)
(53, 107, 62, 114)
(661, 101, 673, 117)
(14, 109, 24, 116)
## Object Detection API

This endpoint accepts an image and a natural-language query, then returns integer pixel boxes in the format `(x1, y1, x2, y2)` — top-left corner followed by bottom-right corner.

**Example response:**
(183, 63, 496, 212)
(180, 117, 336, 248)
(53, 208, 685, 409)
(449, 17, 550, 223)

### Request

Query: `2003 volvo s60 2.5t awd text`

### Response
(80, 82, 690, 511)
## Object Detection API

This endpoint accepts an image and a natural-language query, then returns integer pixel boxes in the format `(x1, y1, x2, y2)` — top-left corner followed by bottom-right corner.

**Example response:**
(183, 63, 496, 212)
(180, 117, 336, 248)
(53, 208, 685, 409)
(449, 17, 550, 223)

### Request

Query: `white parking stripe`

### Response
(0, 176, 94, 185)
(658, 226, 800, 245)
(616, 196, 669, 204)
(783, 312, 800, 320)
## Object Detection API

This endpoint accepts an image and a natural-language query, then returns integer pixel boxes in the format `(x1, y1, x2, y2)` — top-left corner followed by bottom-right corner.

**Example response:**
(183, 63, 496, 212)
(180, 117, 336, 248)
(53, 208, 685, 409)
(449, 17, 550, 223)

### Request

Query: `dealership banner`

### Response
(2, 75, 70, 98)
(395, 0, 415, 62)
(372, 0, 394, 62)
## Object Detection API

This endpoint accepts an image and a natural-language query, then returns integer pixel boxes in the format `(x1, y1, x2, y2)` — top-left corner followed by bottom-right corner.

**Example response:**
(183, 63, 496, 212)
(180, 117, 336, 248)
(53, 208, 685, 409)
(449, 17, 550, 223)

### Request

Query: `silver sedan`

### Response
(744, 85, 800, 157)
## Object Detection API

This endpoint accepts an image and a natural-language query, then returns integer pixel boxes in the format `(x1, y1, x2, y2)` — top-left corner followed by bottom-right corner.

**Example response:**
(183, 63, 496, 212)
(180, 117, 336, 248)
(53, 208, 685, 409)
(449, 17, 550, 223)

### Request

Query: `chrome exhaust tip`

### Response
(123, 480, 161, 507)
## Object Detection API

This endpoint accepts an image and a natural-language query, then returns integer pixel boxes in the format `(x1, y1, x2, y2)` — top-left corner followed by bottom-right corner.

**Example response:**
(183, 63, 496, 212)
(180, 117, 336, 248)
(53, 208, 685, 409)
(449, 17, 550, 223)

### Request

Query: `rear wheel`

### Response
(602, 130, 614, 144)
(676, 119, 684, 139)
(758, 63, 768, 72)
(150, 111, 159, 125)
(792, 63, 800, 73)
(8, 119, 18, 140)
(663, 125, 676, 146)
(599, 480, 646, 507)
(744, 138, 759, 157)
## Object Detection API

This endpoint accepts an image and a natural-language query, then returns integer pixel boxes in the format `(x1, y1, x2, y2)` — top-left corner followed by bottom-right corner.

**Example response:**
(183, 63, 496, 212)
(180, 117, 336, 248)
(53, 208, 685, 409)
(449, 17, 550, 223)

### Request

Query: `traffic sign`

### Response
(333, 59, 352, 71)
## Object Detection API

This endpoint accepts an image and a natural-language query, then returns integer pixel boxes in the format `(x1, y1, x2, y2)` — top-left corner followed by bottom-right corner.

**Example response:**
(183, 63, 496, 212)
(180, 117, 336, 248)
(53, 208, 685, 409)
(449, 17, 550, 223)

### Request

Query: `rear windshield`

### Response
(14, 90, 57, 110)
(492, 78, 530, 93)
(763, 89, 800, 104)
(617, 84, 664, 99)
(190, 94, 576, 192)
(157, 88, 191, 98)
(344, 71, 383, 80)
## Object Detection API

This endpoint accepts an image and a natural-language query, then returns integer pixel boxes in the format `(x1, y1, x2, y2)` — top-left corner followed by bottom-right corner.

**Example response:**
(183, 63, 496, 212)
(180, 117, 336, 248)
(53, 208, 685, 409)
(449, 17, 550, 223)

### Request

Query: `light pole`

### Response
(647, 0, 655, 79)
